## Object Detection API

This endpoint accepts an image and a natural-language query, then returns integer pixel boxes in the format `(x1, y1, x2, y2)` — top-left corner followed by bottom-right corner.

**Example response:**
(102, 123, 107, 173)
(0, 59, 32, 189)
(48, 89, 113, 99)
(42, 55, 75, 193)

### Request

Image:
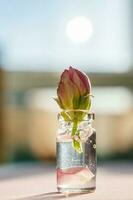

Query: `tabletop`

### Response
(0, 162, 133, 200)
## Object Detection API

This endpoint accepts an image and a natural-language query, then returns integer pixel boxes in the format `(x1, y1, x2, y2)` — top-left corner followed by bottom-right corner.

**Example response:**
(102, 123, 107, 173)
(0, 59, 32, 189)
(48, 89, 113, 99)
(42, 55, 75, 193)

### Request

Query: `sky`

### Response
(0, 0, 132, 72)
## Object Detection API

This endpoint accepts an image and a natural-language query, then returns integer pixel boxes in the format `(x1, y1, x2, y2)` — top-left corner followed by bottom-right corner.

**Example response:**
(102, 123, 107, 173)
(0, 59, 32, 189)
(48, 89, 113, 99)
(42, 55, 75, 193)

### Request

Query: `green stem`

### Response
(72, 120, 78, 136)
(71, 120, 83, 153)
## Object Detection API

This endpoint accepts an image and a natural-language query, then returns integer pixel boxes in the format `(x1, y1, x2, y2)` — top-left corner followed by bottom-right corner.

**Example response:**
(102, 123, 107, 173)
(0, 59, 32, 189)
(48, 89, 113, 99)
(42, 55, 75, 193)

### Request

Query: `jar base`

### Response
(57, 187, 96, 194)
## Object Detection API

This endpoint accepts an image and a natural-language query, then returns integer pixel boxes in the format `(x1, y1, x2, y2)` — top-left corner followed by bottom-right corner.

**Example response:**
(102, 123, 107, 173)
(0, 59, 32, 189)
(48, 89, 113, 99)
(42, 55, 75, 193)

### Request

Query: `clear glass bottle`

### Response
(56, 110, 96, 193)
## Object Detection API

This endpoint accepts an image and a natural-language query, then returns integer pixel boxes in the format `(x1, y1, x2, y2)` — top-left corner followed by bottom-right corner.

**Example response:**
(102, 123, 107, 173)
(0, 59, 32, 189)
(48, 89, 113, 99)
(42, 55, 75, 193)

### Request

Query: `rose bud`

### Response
(55, 66, 91, 112)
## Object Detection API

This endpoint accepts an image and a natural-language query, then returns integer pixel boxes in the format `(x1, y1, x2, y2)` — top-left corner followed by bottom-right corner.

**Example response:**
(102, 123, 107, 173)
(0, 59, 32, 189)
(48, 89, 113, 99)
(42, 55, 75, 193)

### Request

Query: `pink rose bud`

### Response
(56, 66, 91, 111)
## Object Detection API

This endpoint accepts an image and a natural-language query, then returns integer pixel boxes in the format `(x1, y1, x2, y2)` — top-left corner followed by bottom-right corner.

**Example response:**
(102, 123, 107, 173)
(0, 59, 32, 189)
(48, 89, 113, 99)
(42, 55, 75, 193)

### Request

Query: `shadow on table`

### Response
(19, 192, 88, 200)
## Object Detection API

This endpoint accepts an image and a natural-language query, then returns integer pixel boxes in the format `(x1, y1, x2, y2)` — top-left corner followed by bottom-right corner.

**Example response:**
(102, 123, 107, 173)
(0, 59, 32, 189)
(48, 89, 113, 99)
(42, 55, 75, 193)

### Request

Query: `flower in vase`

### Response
(55, 66, 92, 152)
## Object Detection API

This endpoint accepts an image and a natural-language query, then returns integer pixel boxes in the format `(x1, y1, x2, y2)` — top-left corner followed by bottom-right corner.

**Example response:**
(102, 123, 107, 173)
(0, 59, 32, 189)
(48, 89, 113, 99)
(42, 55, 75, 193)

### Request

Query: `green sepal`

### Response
(61, 111, 71, 121)
(54, 98, 64, 109)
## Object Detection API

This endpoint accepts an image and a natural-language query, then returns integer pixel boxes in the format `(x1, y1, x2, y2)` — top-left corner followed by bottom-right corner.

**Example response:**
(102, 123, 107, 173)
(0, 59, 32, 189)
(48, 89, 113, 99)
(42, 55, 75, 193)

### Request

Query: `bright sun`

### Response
(66, 16, 93, 43)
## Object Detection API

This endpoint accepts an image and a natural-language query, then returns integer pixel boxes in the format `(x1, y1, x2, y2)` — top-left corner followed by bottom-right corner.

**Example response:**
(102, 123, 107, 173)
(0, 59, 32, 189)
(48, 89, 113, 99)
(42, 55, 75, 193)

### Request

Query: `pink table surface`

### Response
(0, 162, 133, 200)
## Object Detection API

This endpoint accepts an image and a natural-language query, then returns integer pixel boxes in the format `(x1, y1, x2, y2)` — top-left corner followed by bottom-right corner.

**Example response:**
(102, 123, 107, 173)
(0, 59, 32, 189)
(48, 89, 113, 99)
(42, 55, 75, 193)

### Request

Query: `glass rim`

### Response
(58, 110, 95, 121)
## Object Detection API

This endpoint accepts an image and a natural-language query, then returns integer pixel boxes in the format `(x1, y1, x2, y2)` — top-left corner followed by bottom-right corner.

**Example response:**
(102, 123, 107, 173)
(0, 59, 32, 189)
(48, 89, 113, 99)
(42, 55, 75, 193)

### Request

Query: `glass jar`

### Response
(56, 110, 96, 193)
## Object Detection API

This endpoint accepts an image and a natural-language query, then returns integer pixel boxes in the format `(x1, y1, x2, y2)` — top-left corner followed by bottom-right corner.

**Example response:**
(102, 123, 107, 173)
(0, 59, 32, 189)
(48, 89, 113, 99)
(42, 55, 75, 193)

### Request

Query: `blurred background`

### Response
(0, 0, 133, 163)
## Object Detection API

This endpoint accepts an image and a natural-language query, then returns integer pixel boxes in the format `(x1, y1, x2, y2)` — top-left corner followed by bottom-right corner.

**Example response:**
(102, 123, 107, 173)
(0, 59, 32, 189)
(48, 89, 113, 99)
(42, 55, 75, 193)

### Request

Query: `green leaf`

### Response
(72, 140, 83, 153)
